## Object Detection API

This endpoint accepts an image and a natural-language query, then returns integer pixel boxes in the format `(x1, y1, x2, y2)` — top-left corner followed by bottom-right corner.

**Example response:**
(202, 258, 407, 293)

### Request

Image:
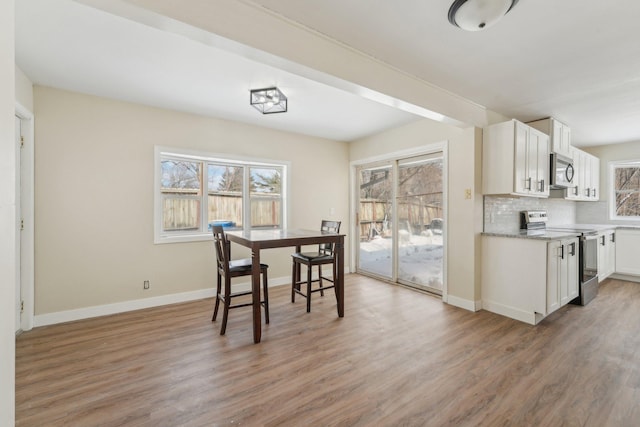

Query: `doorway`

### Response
(15, 104, 34, 333)
(355, 147, 446, 295)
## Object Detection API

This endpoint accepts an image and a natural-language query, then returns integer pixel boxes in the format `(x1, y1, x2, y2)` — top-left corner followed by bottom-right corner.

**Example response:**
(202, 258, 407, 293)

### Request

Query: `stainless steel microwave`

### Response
(550, 153, 575, 189)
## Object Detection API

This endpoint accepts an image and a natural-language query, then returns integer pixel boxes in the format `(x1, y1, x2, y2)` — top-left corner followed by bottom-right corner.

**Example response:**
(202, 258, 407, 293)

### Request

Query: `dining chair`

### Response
(291, 220, 341, 312)
(211, 225, 269, 335)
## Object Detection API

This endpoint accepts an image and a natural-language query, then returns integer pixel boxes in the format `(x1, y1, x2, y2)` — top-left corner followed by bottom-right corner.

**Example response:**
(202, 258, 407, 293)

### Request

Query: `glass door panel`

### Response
(357, 163, 393, 279)
(396, 154, 444, 294)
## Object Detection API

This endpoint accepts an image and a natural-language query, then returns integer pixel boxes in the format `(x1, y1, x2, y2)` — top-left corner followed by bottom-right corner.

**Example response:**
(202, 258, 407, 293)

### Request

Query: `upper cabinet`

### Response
(528, 117, 572, 158)
(483, 120, 550, 198)
(565, 147, 600, 201)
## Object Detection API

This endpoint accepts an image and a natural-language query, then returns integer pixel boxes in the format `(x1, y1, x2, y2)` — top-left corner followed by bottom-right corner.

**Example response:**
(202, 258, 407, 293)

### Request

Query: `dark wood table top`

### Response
(226, 228, 345, 249)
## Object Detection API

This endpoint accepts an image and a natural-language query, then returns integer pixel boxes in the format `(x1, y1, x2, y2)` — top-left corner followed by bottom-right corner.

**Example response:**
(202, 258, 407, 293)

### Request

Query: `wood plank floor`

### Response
(15, 275, 640, 426)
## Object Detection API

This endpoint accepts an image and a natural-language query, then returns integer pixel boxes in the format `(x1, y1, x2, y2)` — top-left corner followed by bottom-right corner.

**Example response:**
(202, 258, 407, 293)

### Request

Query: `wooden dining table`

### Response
(225, 228, 345, 343)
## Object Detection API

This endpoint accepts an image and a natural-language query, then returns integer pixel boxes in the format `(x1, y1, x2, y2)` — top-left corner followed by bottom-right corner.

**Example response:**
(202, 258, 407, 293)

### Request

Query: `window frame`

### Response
(154, 146, 290, 244)
(609, 159, 640, 221)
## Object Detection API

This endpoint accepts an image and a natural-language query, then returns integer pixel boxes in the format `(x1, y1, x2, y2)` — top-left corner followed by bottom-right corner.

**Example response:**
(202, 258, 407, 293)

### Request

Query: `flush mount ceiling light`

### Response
(448, 0, 519, 31)
(250, 87, 287, 114)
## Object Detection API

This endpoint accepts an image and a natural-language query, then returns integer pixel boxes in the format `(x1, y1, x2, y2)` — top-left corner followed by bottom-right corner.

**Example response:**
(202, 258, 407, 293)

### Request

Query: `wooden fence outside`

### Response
(162, 192, 281, 231)
(359, 198, 443, 240)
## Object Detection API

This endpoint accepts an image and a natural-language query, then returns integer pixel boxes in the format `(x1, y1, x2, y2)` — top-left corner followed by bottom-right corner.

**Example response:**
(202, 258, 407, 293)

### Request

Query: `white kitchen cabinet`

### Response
(483, 120, 550, 198)
(597, 230, 616, 281)
(482, 235, 579, 324)
(548, 238, 579, 312)
(565, 148, 600, 201)
(615, 229, 640, 275)
(528, 117, 572, 158)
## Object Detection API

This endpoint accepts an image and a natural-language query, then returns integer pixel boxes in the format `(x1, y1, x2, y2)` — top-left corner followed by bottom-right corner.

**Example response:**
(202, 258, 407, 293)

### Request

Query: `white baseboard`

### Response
(481, 300, 540, 325)
(446, 294, 481, 312)
(610, 273, 640, 283)
(34, 275, 292, 327)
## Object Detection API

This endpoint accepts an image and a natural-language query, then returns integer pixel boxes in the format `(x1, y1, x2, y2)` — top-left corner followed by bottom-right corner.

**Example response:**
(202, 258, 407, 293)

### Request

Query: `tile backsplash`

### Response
(484, 196, 576, 233)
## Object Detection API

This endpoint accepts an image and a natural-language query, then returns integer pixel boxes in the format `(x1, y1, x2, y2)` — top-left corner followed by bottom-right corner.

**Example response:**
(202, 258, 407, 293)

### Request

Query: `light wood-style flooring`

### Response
(16, 275, 640, 426)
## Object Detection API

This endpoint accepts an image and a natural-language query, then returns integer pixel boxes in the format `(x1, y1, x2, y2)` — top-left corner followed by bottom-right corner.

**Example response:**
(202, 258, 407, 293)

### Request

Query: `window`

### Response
(155, 147, 288, 243)
(610, 160, 640, 220)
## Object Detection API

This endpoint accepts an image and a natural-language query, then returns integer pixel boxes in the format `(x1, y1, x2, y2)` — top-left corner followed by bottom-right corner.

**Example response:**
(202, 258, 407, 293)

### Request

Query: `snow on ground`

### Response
(359, 234, 443, 289)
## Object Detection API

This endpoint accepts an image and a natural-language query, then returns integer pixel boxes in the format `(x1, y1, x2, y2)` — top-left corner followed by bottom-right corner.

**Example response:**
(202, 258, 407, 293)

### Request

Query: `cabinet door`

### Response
(561, 125, 571, 157)
(597, 233, 607, 281)
(566, 239, 579, 302)
(591, 156, 600, 200)
(615, 230, 640, 275)
(514, 122, 530, 195)
(607, 231, 616, 278)
(547, 240, 562, 314)
(581, 151, 590, 200)
(530, 129, 550, 196)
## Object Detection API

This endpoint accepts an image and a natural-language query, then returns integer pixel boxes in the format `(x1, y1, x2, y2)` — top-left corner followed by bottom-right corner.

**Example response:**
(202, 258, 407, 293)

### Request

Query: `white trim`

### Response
(154, 145, 291, 244)
(349, 141, 448, 299)
(15, 102, 34, 332)
(610, 273, 640, 283)
(33, 274, 297, 327)
(446, 294, 481, 312)
(609, 159, 640, 221)
(481, 300, 542, 325)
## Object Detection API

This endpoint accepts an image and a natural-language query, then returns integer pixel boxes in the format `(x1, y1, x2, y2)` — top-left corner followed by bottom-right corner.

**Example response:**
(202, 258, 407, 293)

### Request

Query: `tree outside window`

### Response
(612, 161, 640, 218)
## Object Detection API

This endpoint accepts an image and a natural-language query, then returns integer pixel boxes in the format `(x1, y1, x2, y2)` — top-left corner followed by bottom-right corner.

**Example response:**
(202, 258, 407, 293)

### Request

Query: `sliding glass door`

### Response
(396, 154, 444, 293)
(357, 162, 393, 279)
(356, 152, 444, 295)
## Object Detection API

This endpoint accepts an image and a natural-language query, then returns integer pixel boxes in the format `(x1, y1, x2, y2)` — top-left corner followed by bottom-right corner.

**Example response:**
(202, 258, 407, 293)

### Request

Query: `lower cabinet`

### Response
(482, 235, 579, 325)
(597, 230, 616, 281)
(616, 229, 640, 276)
(547, 238, 579, 314)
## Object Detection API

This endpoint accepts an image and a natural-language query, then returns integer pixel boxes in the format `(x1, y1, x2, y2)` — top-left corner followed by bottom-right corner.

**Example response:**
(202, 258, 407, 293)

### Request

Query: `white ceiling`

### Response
(15, 0, 640, 146)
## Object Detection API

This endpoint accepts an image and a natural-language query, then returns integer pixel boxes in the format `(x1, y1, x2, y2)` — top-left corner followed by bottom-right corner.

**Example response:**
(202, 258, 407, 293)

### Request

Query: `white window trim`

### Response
(609, 159, 640, 221)
(154, 146, 290, 244)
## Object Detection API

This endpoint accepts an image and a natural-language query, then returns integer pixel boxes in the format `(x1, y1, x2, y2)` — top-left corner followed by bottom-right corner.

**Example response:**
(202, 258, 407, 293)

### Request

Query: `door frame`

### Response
(349, 141, 448, 299)
(16, 102, 34, 332)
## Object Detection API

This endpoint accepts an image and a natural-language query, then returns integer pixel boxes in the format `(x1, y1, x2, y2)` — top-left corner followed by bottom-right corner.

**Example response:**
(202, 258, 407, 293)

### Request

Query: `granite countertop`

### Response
(482, 230, 582, 240)
(484, 223, 640, 240)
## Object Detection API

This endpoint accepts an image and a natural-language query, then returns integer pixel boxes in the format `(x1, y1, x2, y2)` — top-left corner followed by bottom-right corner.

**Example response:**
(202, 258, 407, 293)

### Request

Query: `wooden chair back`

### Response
(212, 225, 231, 274)
(319, 220, 341, 256)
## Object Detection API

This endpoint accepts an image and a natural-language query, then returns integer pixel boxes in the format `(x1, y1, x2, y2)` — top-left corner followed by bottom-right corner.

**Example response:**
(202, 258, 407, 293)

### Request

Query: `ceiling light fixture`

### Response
(448, 0, 519, 31)
(250, 87, 288, 114)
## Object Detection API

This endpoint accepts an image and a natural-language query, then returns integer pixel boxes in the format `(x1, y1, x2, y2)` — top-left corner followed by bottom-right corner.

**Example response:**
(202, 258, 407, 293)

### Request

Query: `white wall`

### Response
(34, 86, 349, 317)
(15, 66, 33, 111)
(349, 119, 483, 308)
(1, 0, 16, 424)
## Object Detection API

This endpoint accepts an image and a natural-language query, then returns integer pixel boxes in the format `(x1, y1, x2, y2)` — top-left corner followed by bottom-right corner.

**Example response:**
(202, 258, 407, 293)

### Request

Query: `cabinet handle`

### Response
(539, 179, 545, 192)
(611, 233, 615, 243)
(600, 235, 606, 246)
(585, 188, 590, 197)
(526, 177, 532, 190)
(560, 244, 565, 259)
(569, 242, 576, 256)
(593, 188, 597, 198)
(573, 186, 579, 196)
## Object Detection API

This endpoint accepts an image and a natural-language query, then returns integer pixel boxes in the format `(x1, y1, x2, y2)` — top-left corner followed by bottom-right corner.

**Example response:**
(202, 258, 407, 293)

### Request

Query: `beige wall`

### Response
(34, 86, 349, 315)
(349, 119, 483, 305)
(1, 0, 16, 423)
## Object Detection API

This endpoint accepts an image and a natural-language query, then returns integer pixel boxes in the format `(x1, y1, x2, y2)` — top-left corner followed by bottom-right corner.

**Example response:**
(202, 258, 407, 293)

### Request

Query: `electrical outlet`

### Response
(143, 280, 150, 290)
(464, 189, 472, 199)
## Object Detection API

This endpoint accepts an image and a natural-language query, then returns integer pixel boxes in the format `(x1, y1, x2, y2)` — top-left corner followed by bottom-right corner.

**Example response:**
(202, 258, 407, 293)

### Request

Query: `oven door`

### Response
(582, 234, 598, 282)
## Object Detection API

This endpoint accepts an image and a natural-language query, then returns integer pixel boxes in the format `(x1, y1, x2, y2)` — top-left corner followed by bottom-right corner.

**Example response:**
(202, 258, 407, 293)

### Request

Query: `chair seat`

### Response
(228, 258, 268, 272)
(292, 252, 334, 263)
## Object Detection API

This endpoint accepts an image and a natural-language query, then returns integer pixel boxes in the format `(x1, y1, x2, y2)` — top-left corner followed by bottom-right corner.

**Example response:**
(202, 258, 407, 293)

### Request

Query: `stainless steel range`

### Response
(520, 210, 599, 306)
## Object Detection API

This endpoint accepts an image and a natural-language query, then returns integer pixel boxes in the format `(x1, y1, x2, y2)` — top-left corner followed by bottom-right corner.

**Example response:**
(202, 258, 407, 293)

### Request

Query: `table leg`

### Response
(251, 246, 262, 343)
(336, 236, 344, 317)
